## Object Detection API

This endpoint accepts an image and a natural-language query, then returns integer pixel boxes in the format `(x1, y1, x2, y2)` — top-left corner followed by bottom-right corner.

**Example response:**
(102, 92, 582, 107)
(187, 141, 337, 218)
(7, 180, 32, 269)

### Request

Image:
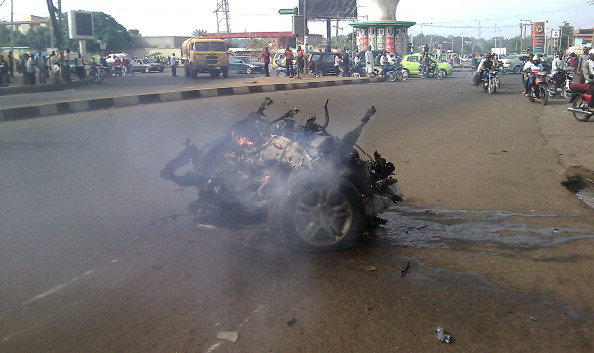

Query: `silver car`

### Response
(498, 54, 529, 74)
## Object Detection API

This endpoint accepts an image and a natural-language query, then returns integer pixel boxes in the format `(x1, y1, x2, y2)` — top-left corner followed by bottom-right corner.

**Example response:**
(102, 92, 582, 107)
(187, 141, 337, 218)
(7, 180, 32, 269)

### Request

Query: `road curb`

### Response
(0, 77, 378, 123)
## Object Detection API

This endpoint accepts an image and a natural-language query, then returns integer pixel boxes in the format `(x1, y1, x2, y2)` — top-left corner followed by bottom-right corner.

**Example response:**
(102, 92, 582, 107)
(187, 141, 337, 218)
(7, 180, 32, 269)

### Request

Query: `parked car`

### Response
(131, 59, 165, 73)
(228, 56, 264, 74)
(308, 51, 342, 76)
(498, 54, 529, 74)
(401, 53, 454, 76)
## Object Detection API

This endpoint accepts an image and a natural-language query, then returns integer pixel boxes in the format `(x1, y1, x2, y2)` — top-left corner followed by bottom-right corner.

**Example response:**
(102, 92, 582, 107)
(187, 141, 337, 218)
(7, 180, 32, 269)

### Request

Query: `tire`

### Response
(401, 68, 410, 81)
(495, 77, 501, 89)
(572, 97, 593, 122)
(185, 64, 190, 77)
(222, 68, 229, 78)
(394, 70, 404, 81)
(501, 67, 509, 75)
(245, 67, 252, 74)
(562, 87, 571, 100)
(351, 71, 361, 77)
(269, 171, 366, 252)
(513, 65, 522, 74)
(386, 71, 397, 82)
(488, 79, 496, 94)
(483, 80, 488, 92)
(540, 85, 548, 105)
(276, 70, 286, 77)
(145, 67, 150, 73)
(316, 70, 324, 77)
(436, 69, 445, 80)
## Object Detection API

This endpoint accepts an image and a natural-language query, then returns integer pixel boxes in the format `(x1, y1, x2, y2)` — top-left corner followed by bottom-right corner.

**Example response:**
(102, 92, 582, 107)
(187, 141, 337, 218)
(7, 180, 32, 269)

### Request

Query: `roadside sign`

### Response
(551, 30, 560, 38)
(278, 8, 296, 15)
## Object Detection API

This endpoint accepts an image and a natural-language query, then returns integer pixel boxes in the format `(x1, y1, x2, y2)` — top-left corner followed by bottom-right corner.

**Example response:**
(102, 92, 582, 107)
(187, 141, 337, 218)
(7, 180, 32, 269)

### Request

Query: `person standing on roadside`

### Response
(583, 51, 594, 109)
(8, 51, 14, 84)
(577, 47, 590, 84)
(0, 55, 9, 87)
(284, 46, 294, 77)
(297, 46, 305, 74)
(262, 47, 271, 77)
(365, 45, 374, 77)
(35, 53, 46, 84)
(170, 53, 178, 77)
(48, 51, 60, 84)
(25, 53, 36, 85)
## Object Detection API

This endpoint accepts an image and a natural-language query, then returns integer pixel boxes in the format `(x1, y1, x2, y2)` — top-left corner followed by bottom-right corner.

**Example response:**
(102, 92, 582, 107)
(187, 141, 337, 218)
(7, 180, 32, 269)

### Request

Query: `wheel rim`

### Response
(246, 67, 252, 74)
(573, 97, 593, 121)
(291, 187, 354, 246)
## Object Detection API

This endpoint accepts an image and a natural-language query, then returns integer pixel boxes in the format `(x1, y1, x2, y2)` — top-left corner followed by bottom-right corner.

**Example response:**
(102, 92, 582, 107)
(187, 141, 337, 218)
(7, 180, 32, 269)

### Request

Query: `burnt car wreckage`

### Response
(160, 98, 403, 251)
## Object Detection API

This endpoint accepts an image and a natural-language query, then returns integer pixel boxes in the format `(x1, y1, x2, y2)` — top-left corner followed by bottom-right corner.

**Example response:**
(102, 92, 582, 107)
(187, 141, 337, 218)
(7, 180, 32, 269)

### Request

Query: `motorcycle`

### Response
(160, 98, 403, 251)
(275, 66, 297, 77)
(419, 63, 445, 79)
(526, 71, 549, 105)
(567, 83, 593, 122)
(543, 70, 572, 101)
(91, 65, 108, 84)
(480, 69, 500, 94)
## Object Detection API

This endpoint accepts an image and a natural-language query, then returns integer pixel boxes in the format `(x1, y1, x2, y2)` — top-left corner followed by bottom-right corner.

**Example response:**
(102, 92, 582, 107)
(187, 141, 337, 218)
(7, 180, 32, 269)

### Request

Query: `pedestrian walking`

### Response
(297, 46, 305, 74)
(170, 53, 178, 77)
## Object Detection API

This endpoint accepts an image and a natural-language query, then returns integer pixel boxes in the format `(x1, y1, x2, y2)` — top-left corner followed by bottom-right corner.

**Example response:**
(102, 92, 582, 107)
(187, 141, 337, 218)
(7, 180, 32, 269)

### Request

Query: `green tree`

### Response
(192, 29, 208, 37)
(25, 26, 52, 53)
(559, 21, 574, 50)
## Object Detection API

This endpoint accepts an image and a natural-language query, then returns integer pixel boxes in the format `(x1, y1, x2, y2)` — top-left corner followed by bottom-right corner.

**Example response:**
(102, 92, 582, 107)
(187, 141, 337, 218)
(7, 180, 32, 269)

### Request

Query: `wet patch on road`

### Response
(378, 205, 594, 249)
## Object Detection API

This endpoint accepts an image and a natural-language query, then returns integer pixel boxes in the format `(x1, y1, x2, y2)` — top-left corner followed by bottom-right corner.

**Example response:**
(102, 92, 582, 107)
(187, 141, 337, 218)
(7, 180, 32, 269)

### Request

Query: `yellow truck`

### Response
(182, 37, 229, 78)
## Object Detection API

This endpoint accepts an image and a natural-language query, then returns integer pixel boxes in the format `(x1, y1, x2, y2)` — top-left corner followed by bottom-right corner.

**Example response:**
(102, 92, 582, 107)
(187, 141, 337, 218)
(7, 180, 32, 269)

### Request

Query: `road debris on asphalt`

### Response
(217, 331, 239, 343)
(436, 327, 451, 343)
(364, 265, 377, 272)
(401, 262, 410, 277)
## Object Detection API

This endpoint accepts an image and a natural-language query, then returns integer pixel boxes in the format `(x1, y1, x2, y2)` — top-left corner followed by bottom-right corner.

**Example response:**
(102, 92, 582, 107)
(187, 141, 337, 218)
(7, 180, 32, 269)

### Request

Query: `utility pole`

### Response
(10, 0, 14, 53)
(214, 0, 231, 36)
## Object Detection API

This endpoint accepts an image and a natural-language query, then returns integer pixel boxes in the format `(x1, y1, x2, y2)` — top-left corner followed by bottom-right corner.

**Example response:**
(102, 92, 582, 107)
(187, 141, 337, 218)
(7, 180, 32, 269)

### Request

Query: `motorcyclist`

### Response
(524, 55, 545, 97)
(476, 53, 496, 83)
(551, 52, 566, 91)
(583, 51, 594, 109)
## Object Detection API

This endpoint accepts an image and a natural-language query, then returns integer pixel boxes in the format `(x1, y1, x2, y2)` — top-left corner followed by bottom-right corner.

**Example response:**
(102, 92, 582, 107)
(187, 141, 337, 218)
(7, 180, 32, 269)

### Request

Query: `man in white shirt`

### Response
(551, 52, 566, 91)
(365, 46, 374, 77)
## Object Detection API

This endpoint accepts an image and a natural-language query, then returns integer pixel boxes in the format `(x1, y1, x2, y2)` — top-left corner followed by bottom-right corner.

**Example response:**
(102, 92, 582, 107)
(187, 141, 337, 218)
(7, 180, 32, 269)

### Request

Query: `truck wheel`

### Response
(222, 68, 229, 78)
(184, 64, 190, 77)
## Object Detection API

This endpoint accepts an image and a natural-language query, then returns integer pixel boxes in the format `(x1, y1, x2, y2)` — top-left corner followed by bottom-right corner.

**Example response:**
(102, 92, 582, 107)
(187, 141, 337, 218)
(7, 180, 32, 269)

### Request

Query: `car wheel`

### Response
(513, 65, 522, 74)
(269, 171, 366, 252)
(437, 69, 445, 80)
(145, 67, 150, 73)
(246, 67, 252, 74)
(401, 68, 410, 81)
(351, 71, 361, 77)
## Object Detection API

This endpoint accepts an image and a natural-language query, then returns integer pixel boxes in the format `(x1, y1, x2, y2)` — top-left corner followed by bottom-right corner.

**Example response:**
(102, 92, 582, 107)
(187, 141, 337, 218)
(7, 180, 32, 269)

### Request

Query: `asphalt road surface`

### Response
(2, 74, 594, 353)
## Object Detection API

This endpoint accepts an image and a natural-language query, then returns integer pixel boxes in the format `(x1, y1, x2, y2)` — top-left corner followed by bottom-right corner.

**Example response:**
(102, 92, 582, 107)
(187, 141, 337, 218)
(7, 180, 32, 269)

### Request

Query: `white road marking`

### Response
(21, 269, 97, 306)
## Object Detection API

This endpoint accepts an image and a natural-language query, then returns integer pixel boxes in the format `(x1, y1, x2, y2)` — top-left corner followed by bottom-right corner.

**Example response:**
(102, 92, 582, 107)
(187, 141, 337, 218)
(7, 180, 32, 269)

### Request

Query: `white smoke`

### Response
(366, 0, 401, 21)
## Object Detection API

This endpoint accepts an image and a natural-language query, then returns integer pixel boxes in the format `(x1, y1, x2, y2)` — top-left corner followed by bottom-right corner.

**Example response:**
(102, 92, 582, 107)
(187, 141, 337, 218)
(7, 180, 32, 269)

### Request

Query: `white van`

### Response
(105, 53, 131, 64)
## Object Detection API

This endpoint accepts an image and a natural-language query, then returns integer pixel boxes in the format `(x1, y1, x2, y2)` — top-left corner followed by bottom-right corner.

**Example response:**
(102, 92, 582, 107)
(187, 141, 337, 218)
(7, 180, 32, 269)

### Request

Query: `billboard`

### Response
(298, 0, 358, 19)
(532, 22, 545, 54)
(68, 11, 94, 40)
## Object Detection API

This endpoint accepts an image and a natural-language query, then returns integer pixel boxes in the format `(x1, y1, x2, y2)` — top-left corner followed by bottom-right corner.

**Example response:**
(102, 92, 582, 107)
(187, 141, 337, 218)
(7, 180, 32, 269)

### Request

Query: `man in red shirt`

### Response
(262, 47, 271, 77)
(284, 46, 294, 77)
(297, 46, 305, 74)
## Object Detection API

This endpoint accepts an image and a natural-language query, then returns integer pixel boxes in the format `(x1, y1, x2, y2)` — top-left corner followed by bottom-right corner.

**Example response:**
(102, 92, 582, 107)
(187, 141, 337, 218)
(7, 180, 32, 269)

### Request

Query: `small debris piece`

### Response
(217, 331, 239, 343)
(401, 262, 410, 277)
(436, 327, 451, 343)
(287, 318, 297, 326)
(364, 265, 377, 272)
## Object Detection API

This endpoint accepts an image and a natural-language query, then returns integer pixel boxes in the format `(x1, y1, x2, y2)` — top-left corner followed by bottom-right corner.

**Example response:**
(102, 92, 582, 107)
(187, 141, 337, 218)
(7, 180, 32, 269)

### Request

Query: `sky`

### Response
(0, 0, 592, 40)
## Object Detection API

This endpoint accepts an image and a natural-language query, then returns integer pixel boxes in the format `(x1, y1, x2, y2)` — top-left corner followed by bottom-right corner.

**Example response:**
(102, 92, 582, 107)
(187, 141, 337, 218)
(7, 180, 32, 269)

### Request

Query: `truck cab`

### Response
(182, 37, 229, 78)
